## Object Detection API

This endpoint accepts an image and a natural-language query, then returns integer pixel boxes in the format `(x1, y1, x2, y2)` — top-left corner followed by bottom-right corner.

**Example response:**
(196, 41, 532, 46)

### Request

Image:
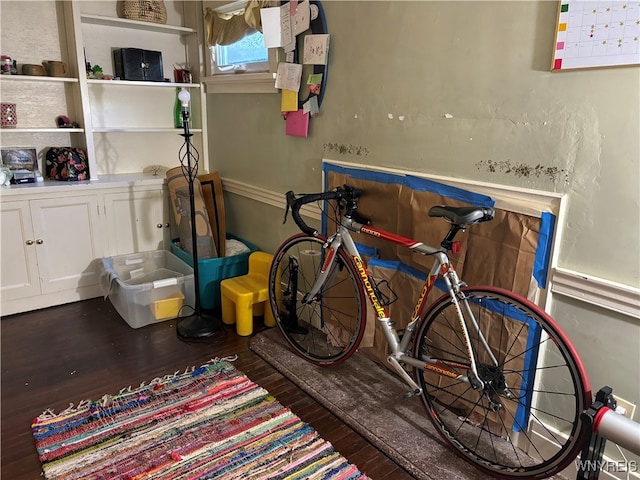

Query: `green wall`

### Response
(207, 0, 640, 429)
(208, 1, 639, 287)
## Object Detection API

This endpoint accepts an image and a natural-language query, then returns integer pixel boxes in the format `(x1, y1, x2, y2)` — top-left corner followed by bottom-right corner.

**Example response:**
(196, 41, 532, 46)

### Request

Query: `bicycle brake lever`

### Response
(283, 190, 295, 224)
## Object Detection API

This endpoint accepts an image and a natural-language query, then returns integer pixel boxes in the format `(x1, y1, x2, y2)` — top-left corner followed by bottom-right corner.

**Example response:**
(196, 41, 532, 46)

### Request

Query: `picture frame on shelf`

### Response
(1, 147, 39, 183)
(1, 147, 38, 171)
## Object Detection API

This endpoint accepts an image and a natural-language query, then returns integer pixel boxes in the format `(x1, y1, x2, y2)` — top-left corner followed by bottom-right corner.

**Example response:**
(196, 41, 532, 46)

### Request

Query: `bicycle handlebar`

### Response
(284, 185, 362, 236)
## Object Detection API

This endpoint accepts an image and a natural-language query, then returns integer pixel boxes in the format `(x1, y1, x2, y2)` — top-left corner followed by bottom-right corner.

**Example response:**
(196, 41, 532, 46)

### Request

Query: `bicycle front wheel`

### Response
(413, 286, 590, 479)
(268, 234, 366, 366)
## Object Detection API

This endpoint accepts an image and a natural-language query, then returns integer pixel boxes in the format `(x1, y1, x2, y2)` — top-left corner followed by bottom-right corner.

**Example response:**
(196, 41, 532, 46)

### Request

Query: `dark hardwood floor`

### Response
(1, 297, 414, 480)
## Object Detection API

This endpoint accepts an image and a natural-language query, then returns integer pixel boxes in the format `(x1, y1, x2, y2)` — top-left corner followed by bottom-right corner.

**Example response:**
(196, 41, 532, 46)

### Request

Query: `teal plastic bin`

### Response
(170, 234, 258, 311)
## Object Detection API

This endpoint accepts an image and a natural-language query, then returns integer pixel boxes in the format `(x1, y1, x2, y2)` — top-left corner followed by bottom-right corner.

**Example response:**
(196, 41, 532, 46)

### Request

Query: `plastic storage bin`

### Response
(100, 250, 195, 328)
(170, 234, 258, 311)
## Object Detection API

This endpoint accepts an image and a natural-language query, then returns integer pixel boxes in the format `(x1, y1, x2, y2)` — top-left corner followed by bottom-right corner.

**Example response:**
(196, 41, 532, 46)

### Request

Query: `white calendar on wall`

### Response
(552, 1, 640, 71)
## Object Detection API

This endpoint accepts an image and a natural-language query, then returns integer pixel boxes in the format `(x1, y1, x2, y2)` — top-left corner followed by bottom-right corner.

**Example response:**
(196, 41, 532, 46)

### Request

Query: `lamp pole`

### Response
(174, 88, 225, 342)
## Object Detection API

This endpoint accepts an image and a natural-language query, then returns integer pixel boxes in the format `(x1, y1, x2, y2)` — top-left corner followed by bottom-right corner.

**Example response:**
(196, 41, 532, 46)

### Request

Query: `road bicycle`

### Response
(267, 184, 592, 479)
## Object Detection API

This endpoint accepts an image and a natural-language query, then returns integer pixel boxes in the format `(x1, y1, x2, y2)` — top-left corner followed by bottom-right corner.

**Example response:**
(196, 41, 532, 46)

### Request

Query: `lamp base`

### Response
(176, 312, 226, 343)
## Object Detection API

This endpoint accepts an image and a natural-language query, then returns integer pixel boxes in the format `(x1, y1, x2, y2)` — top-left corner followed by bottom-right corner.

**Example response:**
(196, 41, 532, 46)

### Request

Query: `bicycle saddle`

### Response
(428, 205, 494, 226)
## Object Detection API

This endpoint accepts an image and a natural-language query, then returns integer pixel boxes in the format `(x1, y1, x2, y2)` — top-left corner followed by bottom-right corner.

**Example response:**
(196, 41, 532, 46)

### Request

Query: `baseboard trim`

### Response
(551, 267, 640, 319)
(1, 285, 103, 317)
(221, 177, 322, 220)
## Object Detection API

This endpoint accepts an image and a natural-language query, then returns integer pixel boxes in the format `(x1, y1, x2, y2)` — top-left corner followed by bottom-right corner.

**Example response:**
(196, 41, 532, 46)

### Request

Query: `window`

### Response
(203, 0, 279, 93)
(211, 30, 269, 74)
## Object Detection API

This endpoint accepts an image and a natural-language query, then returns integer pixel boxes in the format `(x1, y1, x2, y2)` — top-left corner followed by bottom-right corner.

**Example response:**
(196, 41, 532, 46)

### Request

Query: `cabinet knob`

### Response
(157, 223, 163, 229)
(25, 239, 34, 245)
(165, 223, 170, 228)
(36, 239, 44, 244)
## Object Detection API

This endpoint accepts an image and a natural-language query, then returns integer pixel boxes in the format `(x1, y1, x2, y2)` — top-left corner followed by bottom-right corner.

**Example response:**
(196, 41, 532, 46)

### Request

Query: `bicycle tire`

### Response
(413, 286, 590, 479)
(268, 233, 367, 366)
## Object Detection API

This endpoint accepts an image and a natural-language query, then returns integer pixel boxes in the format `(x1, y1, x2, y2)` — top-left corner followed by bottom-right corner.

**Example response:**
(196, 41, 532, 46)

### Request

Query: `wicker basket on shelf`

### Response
(119, 0, 167, 24)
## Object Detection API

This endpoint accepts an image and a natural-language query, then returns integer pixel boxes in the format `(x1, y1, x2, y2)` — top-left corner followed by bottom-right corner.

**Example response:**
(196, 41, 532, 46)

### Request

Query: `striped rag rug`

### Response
(31, 360, 369, 480)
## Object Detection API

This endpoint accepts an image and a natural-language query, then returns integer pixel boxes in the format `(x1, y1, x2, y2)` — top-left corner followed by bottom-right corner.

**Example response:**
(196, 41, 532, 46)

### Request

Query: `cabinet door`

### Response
(103, 190, 167, 257)
(30, 195, 103, 294)
(0, 201, 41, 301)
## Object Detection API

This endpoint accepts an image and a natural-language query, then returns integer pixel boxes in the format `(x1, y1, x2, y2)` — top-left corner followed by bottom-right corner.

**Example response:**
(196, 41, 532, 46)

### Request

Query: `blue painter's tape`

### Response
(322, 163, 495, 207)
(322, 162, 496, 233)
(323, 162, 403, 187)
(533, 212, 556, 289)
(404, 175, 495, 208)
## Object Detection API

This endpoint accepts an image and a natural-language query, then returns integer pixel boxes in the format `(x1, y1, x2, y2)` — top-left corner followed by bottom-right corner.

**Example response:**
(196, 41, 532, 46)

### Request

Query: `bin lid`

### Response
(123, 268, 184, 286)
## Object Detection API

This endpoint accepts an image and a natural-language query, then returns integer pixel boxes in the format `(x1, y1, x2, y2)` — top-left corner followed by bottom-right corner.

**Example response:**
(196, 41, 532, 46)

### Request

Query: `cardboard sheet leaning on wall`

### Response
(198, 172, 226, 257)
(166, 166, 217, 259)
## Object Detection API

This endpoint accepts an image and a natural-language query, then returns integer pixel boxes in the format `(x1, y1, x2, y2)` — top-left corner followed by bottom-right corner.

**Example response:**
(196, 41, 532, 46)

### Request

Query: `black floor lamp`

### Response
(174, 88, 225, 343)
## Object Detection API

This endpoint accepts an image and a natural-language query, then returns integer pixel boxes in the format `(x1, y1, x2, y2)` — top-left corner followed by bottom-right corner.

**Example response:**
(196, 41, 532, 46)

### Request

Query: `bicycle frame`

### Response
(277, 187, 593, 478)
(304, 215, 498, 395)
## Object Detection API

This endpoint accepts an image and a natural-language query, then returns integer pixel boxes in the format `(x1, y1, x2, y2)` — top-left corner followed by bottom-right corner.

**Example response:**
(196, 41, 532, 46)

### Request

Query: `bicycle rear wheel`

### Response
(413, 286, 590, 479)
(268, 234, 366, 366)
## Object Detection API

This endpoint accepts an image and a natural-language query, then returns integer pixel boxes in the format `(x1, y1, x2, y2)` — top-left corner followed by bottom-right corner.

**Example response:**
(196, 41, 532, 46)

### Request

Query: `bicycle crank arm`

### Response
(387, 355, 422, 397)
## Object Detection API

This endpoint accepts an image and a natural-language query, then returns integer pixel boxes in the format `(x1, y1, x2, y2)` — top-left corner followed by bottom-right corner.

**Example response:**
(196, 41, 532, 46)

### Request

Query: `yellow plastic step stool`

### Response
(220, 251, 276, 336)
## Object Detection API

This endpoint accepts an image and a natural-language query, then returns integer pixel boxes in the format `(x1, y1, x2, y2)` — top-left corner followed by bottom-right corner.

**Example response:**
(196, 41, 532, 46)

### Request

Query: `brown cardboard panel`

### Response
(166, 166, 217, 259)
(359, 262, 428, 358)
(327, 171, 539, 298)
(463, 209, 539, 294)
(326, 171, 541, 377)
(326, 171, 401, 262)
(396, 186, 469, 274)
(198, 172, 226, 257)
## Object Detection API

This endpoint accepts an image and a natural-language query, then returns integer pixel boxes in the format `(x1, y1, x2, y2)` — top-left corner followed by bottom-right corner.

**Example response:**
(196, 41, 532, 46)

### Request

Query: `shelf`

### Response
(80, 14, 196, 35)
(92, 127, 202, 133)
(0, 128, 84, 133)
(1, 1, 208, 179)
(203, 72, 277, 94)
(0, 75, 79, 84)
(87, 79, 201, 88)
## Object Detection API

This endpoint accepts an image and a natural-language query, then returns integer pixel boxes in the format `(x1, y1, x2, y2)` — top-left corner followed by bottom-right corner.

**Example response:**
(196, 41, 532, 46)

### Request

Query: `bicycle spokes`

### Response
(281, 256, 309, 335)
(270, 235, 365, 366)
(414, 288, 589, 478)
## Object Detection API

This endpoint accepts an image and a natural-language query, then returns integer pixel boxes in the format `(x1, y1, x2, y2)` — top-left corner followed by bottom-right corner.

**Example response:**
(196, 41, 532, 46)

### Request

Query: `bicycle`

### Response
(267, 184, 592, 480)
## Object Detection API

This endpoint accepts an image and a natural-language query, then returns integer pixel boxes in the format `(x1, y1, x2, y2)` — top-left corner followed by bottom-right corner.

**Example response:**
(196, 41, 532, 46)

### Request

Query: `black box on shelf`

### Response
(13, 169, 36, 184)
(113, 48, 164, 82)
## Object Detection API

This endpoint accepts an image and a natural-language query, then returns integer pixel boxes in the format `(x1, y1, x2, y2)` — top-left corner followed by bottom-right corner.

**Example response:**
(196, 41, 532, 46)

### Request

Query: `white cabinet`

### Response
(103, 187, 169, 256)
(29, 195, 103, 292)
(0, 201, 41, 301)
(0, 194, 103, 310)
(0, 177, 169, 316)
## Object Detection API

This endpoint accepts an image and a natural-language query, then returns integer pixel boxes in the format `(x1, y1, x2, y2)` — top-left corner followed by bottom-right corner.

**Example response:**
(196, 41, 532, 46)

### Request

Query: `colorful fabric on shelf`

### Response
(32, 360, 369, 480)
